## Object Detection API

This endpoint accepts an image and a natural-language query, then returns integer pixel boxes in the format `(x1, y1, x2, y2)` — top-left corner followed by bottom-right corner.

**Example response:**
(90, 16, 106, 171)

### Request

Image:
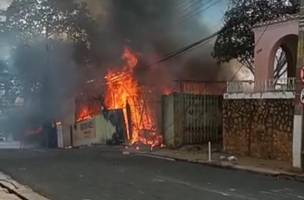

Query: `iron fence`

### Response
(162, 93, 222, 147)
(227, 77, 296, 94)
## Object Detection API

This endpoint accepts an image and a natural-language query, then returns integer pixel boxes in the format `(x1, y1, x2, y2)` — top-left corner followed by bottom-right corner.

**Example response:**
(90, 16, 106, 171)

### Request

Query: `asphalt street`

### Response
(0, 146, 302, 200)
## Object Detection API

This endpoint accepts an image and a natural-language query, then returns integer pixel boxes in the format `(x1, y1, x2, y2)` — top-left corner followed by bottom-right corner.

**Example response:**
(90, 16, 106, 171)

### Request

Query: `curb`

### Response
(137, 151, 304, 183)
(136, 152, 176, 161)
(0, 172, 50, 200)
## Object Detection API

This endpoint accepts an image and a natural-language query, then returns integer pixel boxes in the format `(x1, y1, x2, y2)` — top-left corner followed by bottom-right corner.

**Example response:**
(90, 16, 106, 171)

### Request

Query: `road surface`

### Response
(0, 146, 302, 200)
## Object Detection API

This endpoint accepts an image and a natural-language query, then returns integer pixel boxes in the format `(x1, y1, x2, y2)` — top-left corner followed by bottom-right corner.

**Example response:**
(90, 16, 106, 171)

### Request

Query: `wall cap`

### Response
(224, 92, 295, 99)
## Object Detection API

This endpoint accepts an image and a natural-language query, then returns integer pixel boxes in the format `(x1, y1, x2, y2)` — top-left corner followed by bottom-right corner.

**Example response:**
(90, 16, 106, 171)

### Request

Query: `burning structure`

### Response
(73, 47, 227, 149)
(0, 0, 236, 149)
(75, 47, 163, 148)
(104, 48, 162, 147)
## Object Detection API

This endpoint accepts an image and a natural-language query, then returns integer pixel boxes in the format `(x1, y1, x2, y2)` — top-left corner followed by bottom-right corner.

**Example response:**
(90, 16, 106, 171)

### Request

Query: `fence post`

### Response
(208, 141, 212, 162)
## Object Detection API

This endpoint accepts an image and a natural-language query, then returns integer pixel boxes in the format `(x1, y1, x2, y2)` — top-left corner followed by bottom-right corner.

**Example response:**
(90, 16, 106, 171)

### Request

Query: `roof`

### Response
(253, 14, 299, 28)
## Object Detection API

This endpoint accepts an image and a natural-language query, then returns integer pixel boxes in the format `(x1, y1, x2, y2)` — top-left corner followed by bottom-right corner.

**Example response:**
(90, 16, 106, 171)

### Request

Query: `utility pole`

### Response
(293, 0, 304, 170)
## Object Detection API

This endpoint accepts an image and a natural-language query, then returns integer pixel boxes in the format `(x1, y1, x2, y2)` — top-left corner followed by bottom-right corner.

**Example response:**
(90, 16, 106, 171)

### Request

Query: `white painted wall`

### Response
(224, 92, 295, 99)
(163, 95, 175, 147)
(73, 114, 116, 147)
(293, 115, 303, 169)
(56, 122, 64, 148)
(61, 98, 75, 147)
(95, 114, 116, 144)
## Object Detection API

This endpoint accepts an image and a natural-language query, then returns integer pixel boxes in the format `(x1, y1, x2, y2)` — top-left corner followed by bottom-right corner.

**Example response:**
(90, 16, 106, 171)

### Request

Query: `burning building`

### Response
(104, 47, 162, 147)
(0, 0, 236, 150)
(73, 47, 163, 148)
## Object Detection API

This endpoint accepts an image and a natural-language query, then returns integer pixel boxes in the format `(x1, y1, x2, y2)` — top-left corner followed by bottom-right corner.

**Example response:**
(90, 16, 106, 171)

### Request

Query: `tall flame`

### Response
(104, 47, 162, 147)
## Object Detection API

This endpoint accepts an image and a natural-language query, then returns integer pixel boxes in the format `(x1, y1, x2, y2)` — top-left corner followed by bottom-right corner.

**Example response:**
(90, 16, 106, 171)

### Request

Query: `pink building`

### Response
(226, 15, 298, 98)
(223, 15, 302, 169)
(254, 16, 298, 87)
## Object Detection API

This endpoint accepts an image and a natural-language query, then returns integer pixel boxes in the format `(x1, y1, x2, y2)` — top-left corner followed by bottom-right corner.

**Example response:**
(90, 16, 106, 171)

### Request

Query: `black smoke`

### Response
(7, 38, 84, 133)
(78, 0, 223, 90)
(1, 0, 232, 138)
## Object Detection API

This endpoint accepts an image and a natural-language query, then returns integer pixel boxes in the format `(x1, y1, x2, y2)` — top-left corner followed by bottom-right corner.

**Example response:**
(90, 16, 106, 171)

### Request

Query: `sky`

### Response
(0, 0, 227, 21)
(202, 1, 227, 31)
(0, 0, 12, 10)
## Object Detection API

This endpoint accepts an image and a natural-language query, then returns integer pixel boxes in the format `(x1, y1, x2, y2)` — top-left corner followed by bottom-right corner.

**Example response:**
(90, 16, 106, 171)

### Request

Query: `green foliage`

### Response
(213, 0, 299, 74)
(0, 0, 98, 120)
(1, 0, 95, 43)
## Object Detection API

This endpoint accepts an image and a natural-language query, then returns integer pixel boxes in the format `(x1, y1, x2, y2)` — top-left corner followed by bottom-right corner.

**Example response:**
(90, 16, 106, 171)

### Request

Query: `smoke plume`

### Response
(0, 0, 240, 138)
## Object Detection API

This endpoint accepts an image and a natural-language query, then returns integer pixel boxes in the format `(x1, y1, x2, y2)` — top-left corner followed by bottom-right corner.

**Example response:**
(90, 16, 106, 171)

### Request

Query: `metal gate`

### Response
(182, 94, 222, 144)
(162, 93, 222, 147)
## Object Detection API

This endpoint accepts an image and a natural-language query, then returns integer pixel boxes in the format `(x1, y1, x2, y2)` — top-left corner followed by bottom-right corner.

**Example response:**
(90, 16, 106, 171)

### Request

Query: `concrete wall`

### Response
(162, 95, 175, 147)
(223, 99, 294, 162)
(61, 98, 75, 147)
(162, 94, 184, 148)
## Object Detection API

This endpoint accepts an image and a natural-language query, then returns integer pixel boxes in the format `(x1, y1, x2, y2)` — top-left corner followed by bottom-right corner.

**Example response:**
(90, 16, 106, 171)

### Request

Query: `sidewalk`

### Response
(134, 145, 304, 182)
(0, 187, 21, 200)
(0, 172, 50, 200)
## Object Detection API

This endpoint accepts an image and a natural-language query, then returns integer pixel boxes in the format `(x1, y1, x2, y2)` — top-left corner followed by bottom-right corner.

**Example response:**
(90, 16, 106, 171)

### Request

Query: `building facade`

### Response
(224, 15, 303, 169)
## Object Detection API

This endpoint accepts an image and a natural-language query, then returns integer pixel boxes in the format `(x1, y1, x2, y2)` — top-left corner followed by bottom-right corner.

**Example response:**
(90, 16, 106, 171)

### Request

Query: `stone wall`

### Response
(223, 99, 294, 162)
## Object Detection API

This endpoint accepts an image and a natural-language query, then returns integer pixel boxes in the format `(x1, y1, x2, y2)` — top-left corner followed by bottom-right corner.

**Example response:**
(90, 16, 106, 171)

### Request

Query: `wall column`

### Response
(292, 0, 304, 169)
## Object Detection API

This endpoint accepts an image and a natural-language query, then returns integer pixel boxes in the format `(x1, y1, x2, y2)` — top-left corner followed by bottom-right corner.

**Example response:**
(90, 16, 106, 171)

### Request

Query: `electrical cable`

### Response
(150, 30, 221, 66)
(177, 0, 224, 25)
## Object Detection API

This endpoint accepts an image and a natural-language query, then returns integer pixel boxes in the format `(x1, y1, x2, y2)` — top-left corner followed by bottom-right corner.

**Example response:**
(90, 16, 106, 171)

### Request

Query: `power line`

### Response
(177, 0, 204, 20)
(156, 1, 225, 64)
(255, 24, 270, 46)
(175, 0, 197, 10)
(151, 29, 244, 82)
(173, 0, 215, 24)
(180, 0, 219, 20)
(229, 65, 244, 81)
(228, 3, 283, 80)
(252, 0, 287, 46)
(176, 0, 199, 11)
(148, 19, 242, 81)
(160, 1, 284, 81)
(150, 30, 221, 66)
(177, 0, 224, 25)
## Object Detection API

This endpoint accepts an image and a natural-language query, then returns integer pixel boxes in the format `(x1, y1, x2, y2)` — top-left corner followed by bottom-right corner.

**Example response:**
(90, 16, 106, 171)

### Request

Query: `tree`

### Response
(0, 0, 96, 99)
(0, 0, 97, 92)
(0, 0, 97, 130)
(0, 60, 18, 114)
(213, 0, 299, 75)
(2, 0, 95, 43)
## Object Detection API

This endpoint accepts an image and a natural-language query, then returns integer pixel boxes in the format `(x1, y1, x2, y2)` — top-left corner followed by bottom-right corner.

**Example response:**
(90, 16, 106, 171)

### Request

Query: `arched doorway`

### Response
(270, 34, 298, 89)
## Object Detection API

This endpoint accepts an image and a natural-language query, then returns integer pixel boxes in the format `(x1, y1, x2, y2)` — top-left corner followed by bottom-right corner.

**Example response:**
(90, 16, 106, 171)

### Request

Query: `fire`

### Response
(163, 87, 174, 96)
(104, 47, 162, 147)
(26, 127, 43, 136)
(77, 106, 93, 122)
(75, 92, 103, 122)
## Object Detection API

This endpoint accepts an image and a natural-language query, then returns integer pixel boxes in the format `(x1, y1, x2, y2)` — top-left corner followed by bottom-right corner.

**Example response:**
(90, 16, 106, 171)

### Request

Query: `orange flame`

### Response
(163, 87, 174, 96)
(76, 106, 94, 122)
(104, 47, 162, 147)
